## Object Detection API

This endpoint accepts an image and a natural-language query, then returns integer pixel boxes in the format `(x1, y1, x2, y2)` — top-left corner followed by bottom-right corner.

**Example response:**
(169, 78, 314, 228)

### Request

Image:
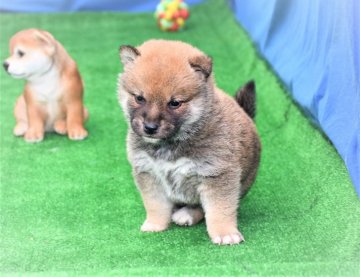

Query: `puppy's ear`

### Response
(119, 45, 140, 66)
(33, 30, 55, 55)
(189, 55, 212, 80)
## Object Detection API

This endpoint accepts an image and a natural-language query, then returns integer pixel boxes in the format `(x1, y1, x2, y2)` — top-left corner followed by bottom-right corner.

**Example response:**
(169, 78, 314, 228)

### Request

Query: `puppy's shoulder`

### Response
(59, 57, 83, 95)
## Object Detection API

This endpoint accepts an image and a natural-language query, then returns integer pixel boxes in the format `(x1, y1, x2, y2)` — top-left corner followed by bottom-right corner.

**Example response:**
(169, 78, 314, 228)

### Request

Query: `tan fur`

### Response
(5, 29, 88, 142)
(136, 172, 173, 232)
(118, 40, 261, 245)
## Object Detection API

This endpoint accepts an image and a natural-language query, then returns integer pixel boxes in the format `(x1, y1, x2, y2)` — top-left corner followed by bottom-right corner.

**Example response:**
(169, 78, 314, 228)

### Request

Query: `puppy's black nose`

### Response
(3, 61, 9, 71)
(144, 123, 159, 134)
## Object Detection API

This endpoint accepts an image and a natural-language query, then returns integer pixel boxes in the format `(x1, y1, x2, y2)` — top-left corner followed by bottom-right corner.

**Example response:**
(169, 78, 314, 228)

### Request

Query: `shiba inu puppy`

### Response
(118, 40, 261, 245)
(3, 29, 88, 142)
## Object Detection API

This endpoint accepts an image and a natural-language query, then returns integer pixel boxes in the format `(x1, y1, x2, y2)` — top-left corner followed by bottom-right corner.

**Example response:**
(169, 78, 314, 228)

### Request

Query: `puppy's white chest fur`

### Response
(29, 69, 62, 130)
(133, 150, 202, 204)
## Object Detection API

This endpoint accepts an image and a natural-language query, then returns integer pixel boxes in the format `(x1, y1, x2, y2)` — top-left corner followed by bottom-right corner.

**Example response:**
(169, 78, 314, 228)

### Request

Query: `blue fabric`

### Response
(231, 0, 360, 196)
(0, 0, 203, 12)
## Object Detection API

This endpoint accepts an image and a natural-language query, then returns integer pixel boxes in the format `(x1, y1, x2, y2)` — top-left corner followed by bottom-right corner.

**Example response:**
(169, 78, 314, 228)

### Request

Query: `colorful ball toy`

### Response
(155, 0, 190, 32)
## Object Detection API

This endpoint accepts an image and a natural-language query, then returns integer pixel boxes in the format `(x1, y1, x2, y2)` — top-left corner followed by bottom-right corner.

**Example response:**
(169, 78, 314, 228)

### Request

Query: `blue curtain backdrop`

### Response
(231, 0, 360, 196)
(0, 0, 203, 12)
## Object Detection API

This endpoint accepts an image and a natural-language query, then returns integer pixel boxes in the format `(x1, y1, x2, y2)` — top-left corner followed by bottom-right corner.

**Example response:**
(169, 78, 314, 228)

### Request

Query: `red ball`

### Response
(170, 22, 179, 31)
(179, 9, 189, 19)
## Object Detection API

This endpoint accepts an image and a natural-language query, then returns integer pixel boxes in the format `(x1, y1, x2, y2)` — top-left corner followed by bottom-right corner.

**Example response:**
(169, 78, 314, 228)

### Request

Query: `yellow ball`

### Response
(177, 17, 185, 27)
(164, 11, 173, 20)
(168, 2, 179, 11)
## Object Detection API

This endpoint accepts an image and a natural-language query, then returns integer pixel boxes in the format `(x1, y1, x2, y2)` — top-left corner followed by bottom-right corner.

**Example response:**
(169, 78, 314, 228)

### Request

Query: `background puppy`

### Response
(3, 28, 88, 142)
(118, 40, 261, 245)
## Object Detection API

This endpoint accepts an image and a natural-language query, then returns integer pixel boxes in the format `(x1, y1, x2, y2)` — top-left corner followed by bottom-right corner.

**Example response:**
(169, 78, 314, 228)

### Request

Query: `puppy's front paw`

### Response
(207, 223, 244, 245)
(211, 232, 244, 245)
(13, 122, 28, 136)
(141, 220, 168, 232)
(24, 129, 44, 143)
(172, 206, 204, 226)
(54, 120, 67, 135)
(68, 126, 88, 141)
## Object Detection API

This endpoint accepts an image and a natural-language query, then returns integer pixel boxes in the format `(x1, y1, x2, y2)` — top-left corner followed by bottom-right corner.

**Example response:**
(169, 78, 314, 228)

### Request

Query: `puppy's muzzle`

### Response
(144, 122, 159, 135)
(3, 61, 9, 72)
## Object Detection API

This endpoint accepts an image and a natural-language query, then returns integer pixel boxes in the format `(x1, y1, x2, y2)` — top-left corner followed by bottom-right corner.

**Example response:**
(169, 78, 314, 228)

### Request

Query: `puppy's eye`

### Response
(135, 95, 146, 104)
(17, 50, 25, 58)
(168, 100, 182, 109)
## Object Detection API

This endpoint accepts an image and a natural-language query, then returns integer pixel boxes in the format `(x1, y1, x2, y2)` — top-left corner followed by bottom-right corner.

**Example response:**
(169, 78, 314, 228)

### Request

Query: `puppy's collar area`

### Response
(28, 59, 57, 83)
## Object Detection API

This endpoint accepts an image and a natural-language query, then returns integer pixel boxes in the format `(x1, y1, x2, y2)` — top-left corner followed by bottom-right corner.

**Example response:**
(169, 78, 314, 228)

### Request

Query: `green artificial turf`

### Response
(1, 0, 359, 276)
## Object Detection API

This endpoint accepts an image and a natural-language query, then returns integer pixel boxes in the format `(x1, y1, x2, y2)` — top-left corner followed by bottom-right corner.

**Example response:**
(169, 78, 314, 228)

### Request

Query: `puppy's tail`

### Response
(235, 80, 256, 120)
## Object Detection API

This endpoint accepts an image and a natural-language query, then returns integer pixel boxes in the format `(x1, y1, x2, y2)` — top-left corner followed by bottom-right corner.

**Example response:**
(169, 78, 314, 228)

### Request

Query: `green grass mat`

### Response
(1, 0, 359, 276)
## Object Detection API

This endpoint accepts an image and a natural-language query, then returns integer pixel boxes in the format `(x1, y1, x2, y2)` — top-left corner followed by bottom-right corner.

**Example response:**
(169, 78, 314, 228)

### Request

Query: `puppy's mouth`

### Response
(140, 132, 169, 141)
(9, 72, 27, 79)
(142, 135, 162, 144)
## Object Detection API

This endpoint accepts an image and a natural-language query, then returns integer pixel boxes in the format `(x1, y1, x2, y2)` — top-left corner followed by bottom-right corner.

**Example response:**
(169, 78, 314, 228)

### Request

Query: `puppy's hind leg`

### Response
(172, 206, 204, 226)
(67, 102, 88, 140)
(55, 105, 88, 136)
(13, 95, 28, 136)
(83, 106, 89, 122)
(55, 105, 82, 136)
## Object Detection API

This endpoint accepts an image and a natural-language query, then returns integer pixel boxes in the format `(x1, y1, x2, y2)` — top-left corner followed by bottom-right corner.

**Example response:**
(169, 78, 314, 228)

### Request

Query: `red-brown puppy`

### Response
(3, 29, 88, 142)
(118, 40, 261, 245)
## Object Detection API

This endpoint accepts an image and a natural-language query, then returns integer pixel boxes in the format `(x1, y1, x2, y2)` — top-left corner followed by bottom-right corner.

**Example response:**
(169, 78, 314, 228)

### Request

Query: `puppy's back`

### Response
(214, 86, 261, 197)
